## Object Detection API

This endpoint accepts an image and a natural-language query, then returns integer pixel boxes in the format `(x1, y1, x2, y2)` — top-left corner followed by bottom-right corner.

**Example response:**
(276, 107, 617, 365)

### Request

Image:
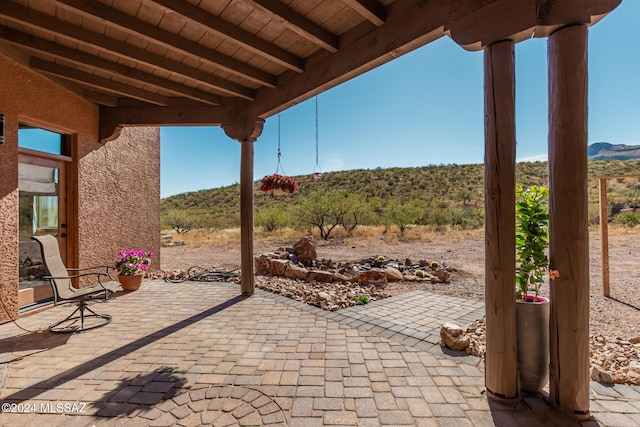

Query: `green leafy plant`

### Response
(515, 185, 550, 301)
(354, 294, 370, 304)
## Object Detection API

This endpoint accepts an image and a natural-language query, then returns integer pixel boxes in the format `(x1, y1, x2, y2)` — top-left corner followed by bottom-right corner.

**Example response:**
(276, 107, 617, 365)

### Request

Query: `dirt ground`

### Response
(161, 229, 640, 342)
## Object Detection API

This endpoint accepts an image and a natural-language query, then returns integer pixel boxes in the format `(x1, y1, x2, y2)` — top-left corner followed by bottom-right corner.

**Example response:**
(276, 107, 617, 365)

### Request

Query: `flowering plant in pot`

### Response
(115, 249, 153, 291)
(260, 174, 298, 196)
(515, 184, 558, 393)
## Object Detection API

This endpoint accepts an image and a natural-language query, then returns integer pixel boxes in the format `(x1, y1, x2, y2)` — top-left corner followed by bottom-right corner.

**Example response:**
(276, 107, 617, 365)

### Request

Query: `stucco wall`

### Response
(0, 54, 160, 321)
(77, 127, 161, 273)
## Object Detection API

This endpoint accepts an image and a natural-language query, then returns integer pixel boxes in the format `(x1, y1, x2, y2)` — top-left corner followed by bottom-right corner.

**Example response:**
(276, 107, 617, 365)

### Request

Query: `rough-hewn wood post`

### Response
(598, 177, 610, 297)
(484, 39, 518, 403)
(222, 119, 264, 296)
(548, 24, 590, 418)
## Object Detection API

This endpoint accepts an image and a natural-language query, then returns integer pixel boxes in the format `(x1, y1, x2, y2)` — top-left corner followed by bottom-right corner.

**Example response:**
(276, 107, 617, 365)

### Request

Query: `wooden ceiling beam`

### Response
(242, 0, 339, 53)
(446, 0, 622, 50)
(99, 101, 239, 142)
(0, 1, 259, 99)
(148, 0, 305, 72)
(54, 0, 277, 86)
(84, 90, 119, 107)
(30, 57, 170, 106)
(0, 27, 223, 106)
(342, 0, 386, 26)
(247, 0, 453, 118)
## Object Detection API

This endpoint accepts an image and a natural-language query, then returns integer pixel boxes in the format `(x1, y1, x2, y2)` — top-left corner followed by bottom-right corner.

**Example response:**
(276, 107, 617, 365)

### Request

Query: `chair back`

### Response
(32, 235, 76, 301)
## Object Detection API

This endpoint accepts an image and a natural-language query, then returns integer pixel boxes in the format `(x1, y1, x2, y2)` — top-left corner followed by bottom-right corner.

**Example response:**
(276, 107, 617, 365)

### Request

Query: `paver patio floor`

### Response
(0, 280, 638, 426)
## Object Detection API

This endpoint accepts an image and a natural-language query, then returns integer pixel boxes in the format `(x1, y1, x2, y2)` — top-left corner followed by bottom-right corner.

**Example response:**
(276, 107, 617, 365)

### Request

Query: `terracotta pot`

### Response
(118, 273, 144, 291)
(516, 295, 550, 393)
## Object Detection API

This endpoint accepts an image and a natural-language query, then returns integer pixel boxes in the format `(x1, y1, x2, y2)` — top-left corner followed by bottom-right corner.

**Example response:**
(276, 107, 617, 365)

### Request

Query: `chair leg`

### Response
(49, 299, 112, 333)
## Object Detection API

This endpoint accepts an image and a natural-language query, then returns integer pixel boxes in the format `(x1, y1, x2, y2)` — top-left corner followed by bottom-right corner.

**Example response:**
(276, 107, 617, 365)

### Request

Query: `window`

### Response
(18, 124, 68, 156)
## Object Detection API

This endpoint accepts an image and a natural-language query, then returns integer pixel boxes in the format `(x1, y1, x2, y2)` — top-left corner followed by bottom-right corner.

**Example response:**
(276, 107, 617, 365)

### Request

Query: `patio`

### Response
(0, 280, 638, 426)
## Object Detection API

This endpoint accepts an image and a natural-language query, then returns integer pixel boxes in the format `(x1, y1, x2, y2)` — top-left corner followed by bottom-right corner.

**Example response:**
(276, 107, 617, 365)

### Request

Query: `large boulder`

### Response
(293, 237, 317, 266)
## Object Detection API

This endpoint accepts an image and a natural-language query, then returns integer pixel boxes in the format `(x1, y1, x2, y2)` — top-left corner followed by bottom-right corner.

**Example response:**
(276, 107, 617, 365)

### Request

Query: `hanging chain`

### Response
(276, 113, 285, 175)
(315, 96, 319, 167)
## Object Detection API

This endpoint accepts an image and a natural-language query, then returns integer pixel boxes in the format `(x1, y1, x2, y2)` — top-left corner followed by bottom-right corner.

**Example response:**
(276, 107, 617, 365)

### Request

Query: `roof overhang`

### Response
(0, 0, 620, 142)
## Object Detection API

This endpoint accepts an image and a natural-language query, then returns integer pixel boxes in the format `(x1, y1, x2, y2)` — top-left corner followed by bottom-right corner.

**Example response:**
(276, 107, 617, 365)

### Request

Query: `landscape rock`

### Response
(384, 266, 403, 282)
(332, 272, 351, 283)
(433, 270, 451, 283)
(462, 318, 640, 386)
(308, 270, 334, 283)
(440, 322, 469, 351)
(284, 265, 308, 280)
(357, 269, 388, 287)
(268, 259, 289, 276)
(590, 365, 613, 384)
(254, 255, 271, 275)
(293, 237, 317, 265)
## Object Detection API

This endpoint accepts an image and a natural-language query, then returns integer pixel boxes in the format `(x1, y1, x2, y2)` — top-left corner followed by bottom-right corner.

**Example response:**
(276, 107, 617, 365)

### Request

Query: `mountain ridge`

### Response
(588, 142, 640, 161)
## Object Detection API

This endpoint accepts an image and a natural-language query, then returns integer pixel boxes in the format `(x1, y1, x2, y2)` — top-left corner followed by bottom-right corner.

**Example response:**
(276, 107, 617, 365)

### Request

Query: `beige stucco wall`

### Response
(0, 54, 160, 322)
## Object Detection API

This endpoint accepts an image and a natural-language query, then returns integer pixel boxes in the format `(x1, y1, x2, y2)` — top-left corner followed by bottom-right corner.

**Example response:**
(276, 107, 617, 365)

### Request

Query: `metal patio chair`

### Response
(32, 235, 121, 333)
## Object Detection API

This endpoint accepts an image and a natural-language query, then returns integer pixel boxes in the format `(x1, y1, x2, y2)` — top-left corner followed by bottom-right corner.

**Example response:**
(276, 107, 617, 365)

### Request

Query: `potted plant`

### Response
(515, 184, 558, 393)
(260, 174, 298, 196)
(115, 249, 153, 291)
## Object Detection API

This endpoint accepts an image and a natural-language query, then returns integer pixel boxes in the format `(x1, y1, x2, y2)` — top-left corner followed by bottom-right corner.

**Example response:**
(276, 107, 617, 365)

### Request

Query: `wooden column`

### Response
(548, 24, 590, 418)
(240, 139, 255, 295)
(222, 118, 264, 296)
(483, 40, 518, 403)
(598, 177, 610, 297)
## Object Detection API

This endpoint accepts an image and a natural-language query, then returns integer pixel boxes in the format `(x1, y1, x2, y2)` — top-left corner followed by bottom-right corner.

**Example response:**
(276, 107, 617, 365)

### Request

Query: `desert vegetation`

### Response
(161, 160, 640, 238)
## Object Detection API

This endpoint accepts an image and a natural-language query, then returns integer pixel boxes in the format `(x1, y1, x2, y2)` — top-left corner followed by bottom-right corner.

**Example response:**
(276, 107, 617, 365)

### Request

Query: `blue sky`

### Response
(160, 1, 640, 198)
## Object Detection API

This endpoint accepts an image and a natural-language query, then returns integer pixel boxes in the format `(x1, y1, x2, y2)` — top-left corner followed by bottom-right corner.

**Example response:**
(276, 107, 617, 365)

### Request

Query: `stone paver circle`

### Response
(158, 385, 287, 426)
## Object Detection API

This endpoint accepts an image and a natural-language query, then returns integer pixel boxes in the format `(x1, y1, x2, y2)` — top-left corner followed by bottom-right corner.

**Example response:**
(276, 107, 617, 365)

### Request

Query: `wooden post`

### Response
(548, 24, 590, 419)
(222, 119, 264, 296)
(598, 177, 610, 297)
(240, 138, 255, 295)
(483, 40, 518, 403)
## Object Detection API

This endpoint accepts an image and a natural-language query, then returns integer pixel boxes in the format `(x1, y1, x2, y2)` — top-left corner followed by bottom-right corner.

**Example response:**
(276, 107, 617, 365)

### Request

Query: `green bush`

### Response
(256, 205, 288, 232)
(612, 212, 640, 228)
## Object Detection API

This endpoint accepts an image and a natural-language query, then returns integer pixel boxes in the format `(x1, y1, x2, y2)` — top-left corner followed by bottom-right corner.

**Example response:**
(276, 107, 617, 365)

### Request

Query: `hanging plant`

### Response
(260, 174, 298, 196)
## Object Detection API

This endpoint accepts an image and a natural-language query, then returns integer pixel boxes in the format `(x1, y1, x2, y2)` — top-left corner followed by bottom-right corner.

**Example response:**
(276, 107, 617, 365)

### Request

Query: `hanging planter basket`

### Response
(260, 174, 298, 196)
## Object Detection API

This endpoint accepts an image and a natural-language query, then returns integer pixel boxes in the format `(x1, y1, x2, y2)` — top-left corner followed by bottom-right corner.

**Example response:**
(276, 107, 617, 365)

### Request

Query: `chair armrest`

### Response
(67, 265, 116, 280)
(44, 272, 118, 294)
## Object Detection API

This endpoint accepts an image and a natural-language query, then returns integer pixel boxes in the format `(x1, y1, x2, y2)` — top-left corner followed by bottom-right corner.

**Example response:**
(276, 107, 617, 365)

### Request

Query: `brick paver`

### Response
(0, 279, 636, 426)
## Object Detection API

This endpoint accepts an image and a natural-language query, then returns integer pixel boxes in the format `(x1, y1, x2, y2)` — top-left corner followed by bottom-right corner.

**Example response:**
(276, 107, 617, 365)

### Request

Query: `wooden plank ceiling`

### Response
(0, 0, 621, 140)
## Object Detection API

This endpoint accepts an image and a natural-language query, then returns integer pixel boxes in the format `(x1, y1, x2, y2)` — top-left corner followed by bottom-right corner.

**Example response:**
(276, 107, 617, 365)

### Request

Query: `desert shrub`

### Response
(161, 209, 199, 234)
(382, 201, 422, 235)
(612, 212, 640, 228)
(256, 205, 288, 232)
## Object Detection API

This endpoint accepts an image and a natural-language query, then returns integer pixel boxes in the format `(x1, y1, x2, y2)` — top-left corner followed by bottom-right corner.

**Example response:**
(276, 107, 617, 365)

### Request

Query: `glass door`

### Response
(17, 125, 70, 309)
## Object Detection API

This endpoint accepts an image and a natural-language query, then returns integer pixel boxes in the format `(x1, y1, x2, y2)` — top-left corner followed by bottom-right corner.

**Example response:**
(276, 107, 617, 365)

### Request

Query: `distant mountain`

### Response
(589, 143, 640, 161)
